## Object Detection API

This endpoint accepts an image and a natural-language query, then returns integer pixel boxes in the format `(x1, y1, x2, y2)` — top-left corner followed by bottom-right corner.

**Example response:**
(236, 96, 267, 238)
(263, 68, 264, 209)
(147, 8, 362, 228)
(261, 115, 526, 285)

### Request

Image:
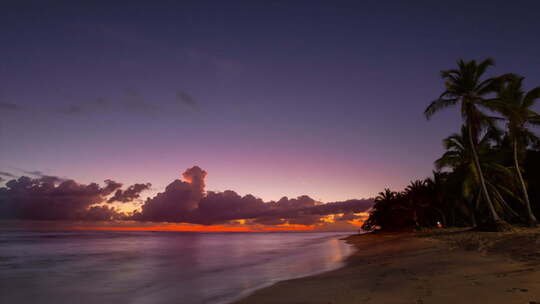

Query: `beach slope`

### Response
(234, 229, 540, 304)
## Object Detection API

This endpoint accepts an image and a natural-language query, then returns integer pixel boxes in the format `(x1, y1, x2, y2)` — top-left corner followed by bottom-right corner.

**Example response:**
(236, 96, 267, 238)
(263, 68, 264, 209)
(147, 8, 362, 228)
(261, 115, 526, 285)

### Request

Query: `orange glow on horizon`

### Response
(68, 222, 316, 232)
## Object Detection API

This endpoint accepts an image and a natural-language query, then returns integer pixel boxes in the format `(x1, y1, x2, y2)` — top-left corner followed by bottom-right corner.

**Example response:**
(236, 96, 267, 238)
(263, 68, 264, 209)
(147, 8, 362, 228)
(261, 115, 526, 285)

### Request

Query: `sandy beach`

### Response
(234, 229, 540, 304)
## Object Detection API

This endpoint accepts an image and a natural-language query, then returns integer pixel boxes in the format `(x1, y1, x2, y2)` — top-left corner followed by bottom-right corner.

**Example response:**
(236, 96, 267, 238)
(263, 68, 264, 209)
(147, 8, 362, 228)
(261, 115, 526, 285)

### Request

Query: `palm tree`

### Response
(438, 123, 527, 221)
(436, 126, 516, 225)
(425, 171, 449, 227)
(362, 189, 397, 231)
(493, 76, 540, 226)
(425, 58, 506, 225)
(376, 188, 396, 203)
(404, 180, 427, 229)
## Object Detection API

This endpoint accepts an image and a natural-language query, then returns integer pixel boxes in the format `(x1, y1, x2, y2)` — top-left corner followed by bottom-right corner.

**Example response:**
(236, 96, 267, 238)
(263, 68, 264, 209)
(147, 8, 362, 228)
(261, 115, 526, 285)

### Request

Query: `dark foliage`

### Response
(363, 59, 540, 231)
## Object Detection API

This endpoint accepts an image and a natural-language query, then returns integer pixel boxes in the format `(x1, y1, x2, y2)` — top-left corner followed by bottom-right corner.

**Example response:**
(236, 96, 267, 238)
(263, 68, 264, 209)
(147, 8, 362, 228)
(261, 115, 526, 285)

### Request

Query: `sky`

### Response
(1, 1, 540, 230)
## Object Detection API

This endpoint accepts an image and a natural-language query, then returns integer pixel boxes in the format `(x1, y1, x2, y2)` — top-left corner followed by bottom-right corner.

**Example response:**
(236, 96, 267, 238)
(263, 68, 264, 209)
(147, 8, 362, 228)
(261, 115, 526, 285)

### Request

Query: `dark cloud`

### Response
(107, 183, 151, 203)
(0, 176, 150, 221)
(0, 166, 373, 228)
(0, 176, 112, 220)
(252, 216, 286, 226)
(22, 170, 43, 176)
(337, 212, 359, 221)
(134, 166, 373, 226)
(195, 191, 267, 224)
(103, 179, 123, 196)
(81, 205, 120, 221)
(59, 88, 198, 115)
(95, 97, 109, 106)
(134, 167, 207, 222)
(20, 170, 67, 183)
(122, 88, 157, 112)
(182, 166, 206, 194)
(0, 171, 16, 178)
(61, 105, 84, 115)
(58, 97, 111, 116)
(248, 198, 373, 226)
(0, 103, 19, 111)
(300, 199, 373, 215)
(15, 88, 197, 116)
(175, 90, 197, 109)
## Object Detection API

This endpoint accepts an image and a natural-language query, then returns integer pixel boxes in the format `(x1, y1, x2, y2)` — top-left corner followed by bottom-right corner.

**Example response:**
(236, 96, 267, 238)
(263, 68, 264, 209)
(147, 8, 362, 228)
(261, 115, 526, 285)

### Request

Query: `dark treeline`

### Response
(362, 59, 540, 232)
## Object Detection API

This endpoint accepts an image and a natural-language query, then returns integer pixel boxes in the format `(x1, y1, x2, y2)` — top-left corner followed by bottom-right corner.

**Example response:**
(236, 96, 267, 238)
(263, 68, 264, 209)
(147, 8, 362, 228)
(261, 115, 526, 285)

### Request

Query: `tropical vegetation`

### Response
(362, 58, 540, 232)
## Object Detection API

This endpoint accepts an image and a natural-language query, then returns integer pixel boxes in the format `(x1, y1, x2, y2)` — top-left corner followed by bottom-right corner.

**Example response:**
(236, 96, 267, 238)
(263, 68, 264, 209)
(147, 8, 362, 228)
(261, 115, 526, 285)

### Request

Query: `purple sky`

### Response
(1, 0, 540, 203)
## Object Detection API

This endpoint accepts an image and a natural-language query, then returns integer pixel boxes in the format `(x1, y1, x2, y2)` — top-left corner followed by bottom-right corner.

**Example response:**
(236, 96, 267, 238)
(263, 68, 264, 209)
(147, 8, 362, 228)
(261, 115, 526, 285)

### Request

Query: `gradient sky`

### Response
(1, 0, 540, 204)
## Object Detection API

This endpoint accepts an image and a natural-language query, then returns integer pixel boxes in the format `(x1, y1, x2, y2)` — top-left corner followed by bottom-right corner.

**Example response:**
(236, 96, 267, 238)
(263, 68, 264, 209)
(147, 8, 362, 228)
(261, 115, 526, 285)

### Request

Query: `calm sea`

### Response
(0, 231, 354, 304)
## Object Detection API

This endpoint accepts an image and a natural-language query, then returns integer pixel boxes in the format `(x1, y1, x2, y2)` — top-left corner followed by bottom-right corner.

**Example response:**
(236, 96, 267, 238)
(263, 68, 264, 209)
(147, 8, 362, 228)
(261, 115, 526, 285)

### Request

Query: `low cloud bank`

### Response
(0, 176, 149, 221)
(131, 166, 372, 227)
(0, 166, 373, 228)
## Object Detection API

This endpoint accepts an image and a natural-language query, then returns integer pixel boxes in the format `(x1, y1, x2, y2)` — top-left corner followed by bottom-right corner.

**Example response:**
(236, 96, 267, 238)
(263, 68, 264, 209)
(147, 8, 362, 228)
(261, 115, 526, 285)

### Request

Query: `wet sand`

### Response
(233, 228, 540, 304)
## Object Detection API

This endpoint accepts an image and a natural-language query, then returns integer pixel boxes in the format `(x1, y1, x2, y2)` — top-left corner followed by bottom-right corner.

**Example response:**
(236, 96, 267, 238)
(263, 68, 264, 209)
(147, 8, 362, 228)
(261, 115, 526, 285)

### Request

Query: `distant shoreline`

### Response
(233, 228, 540, 304)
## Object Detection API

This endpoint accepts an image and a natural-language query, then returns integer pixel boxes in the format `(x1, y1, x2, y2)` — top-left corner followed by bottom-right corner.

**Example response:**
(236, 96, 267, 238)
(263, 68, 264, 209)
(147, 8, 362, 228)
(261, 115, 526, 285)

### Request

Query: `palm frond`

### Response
(523, 87, 540, 108)
(424, 98, 458, 119)
(476, 58, 495, 76)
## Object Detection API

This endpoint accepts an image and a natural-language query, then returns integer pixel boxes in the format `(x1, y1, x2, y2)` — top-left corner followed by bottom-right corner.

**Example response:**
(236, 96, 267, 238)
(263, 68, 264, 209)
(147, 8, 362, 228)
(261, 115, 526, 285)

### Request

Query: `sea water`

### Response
(0, 231, 354, 304)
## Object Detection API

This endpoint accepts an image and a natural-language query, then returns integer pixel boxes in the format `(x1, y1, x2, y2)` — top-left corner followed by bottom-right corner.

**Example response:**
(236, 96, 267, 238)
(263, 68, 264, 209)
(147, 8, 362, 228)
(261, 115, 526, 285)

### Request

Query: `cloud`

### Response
(0, 166, 373, 229)
(107, 183, 151, 203)
(133, 167, 207, 222)
(0, 176, 112, 220)
(19, 170, 67, 183)
(133, 166, 373, 227)
(248, 198, 372, 226)
(0, 103, 19, 111)
(0, 171, 16, 178)
(6, 87, 198, 117)
(58, 97, 112, 116)
(182, 166, 207, 193)
(194, 191, 267, 224)
(176, 90, 198, 109)
(59, 88, 198, 116)
(103, 179, 123, 196)
(61, 105, 84, 115)
(121, 88, 157, 112)
(0, 176, 151, 221)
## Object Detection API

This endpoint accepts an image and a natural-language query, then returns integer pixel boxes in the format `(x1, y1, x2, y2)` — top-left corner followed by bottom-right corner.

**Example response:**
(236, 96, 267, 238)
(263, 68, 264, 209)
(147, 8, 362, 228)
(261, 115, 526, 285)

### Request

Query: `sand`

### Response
(233, 228, 540, 304)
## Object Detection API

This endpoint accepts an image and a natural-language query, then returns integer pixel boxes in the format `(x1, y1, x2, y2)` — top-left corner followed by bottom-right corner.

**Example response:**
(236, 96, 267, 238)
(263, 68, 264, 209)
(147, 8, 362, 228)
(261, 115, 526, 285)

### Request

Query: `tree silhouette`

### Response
(425, 58, 508, 226)
(492, 76, 540, 226)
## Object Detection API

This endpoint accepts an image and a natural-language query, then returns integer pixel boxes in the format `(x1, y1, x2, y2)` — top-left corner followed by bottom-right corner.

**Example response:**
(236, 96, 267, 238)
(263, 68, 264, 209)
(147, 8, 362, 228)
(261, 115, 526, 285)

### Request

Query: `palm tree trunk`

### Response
(487, 181, 520, 218)
(469, 204, 477, 227)
(467, 124, 500, 222)
(451, 205, 456, 227)
(513, 139, 537, 225)
(413, 208, 420, 229)
(468, 198, 477, 227)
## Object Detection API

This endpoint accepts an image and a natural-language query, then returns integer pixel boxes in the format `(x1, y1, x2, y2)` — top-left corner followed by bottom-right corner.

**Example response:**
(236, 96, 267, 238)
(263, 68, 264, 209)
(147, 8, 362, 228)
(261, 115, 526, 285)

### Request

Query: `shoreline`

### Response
(232, 228, 540, 304)
(221, 232, 356, 304)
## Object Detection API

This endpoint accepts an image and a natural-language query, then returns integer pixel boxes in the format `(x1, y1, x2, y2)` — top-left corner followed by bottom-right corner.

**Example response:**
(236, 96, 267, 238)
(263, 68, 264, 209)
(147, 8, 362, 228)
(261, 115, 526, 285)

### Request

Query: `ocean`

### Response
(0, 231, 354, 304)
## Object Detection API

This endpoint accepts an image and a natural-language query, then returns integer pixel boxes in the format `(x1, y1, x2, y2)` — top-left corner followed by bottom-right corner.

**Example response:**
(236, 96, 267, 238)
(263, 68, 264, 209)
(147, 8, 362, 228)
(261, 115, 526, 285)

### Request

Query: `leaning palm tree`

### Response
(425, 58, 507, 226)
(435, 127, 483, 226)
(492, 76, 540, 226)
(436, 126, 522, 225)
